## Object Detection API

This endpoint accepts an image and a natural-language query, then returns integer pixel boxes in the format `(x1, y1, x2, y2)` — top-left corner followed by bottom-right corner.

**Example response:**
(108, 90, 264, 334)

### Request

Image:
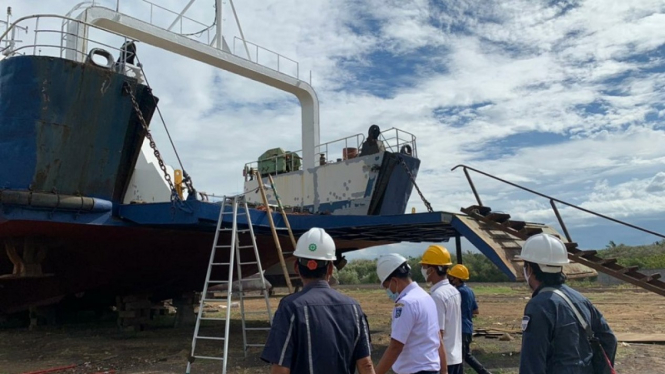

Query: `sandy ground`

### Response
(1, 283, 664, 374)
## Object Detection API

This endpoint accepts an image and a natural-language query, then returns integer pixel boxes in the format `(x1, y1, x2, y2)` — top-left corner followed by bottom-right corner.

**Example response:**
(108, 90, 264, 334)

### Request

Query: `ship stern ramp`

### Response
(451, 213, 596, 281)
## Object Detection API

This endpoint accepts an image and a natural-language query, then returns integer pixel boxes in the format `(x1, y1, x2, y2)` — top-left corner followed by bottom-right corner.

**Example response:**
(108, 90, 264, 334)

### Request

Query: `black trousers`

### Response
(463, 333, 492, 374)
(447, 363, 464, 374)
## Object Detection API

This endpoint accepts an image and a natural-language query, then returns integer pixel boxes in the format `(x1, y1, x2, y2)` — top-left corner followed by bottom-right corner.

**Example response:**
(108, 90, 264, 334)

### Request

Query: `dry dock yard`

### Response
(1, 283, 664, 374)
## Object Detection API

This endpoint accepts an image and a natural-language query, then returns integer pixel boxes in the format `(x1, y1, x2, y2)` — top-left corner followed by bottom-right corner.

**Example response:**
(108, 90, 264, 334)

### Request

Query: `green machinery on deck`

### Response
(258, 148, 302, 176)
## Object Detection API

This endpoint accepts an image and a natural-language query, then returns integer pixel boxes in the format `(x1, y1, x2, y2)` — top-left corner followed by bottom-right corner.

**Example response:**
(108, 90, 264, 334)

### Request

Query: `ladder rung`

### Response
(241, 295, 269, 300)
(207, 280, 229, 284)
(202, 298, 229, 302)
(275, 227, 289, 231)
(238, 245, 255, 249)
(196, 336, 225, 341)
(239, 261, 258, 265)
(193, 355, 225, 361)
(200, 317, 227, 321)
(211, 262, 230, 266)
(246, 343, 266, 347)
(244, 327, 271, 331)
(215, 245, 231, 248)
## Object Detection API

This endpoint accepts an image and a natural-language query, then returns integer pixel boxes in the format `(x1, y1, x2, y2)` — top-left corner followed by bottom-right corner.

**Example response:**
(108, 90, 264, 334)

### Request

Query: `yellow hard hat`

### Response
(420, 245, 452, 266)
(448, 264, 470, 281)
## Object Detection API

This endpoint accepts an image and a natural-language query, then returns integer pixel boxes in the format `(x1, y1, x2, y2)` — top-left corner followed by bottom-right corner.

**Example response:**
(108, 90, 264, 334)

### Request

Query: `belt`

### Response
(412, 371, 438, 374)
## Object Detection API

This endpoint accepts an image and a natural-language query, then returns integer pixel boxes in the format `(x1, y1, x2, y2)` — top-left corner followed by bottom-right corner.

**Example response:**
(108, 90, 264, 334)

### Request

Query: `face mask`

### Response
(421, 267, 429, 282)
(523, 267, 531, 288)
(386, 279, 399, 302)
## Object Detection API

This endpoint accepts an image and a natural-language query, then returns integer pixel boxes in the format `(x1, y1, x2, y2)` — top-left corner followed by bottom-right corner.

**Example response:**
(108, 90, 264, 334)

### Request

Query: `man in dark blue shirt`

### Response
(517, 234, 617, 374)
(261, 228, 375, 374)
(448, 264, 491, 374)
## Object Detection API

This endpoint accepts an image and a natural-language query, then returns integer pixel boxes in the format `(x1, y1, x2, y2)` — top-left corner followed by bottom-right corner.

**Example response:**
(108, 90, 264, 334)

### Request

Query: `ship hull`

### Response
(0, 200, 455, 314)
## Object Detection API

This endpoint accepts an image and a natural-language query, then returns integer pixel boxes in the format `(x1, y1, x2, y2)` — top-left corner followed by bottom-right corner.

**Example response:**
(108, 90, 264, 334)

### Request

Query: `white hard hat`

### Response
(376, 253, 408, 283)
(294, 227, 336, 261)
(516, 233, 570, 273)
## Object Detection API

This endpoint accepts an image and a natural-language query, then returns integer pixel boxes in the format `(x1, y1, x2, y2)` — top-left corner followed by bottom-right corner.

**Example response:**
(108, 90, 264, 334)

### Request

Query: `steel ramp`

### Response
(451, 212, 596, 281)
(458, 205, 665, 296)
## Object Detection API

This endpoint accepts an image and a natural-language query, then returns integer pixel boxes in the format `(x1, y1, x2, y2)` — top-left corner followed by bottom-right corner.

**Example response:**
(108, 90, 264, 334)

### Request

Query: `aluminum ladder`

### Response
(185, 195, 273, 374)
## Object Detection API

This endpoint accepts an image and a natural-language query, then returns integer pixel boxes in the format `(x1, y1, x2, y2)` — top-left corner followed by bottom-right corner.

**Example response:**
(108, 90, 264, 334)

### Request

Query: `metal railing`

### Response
(88, 0, 311, 84)
(243, 127, 420, 181)
(376, 127, 418, 158)
(451, 164, 665, 242)
(0, 14, 144, 82)
(233, 36, 302, 82)
(243, 132, 366, 181)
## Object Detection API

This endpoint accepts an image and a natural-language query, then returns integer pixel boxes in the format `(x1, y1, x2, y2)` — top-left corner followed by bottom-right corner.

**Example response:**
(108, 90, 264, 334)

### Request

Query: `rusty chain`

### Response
(124, 83, 181, 203)
(397, 155, 433, 213)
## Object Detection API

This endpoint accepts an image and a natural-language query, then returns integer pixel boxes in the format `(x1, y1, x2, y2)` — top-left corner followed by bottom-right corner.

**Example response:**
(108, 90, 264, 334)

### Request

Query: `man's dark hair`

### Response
(435, 265, 449, 276)
(386, 262, 411, 282)
(526, 261, 566, 286)
(297, 259, 330, 279)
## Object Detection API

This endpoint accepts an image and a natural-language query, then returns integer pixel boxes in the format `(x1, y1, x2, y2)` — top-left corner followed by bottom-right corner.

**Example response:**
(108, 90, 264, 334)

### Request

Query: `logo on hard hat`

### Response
(308, 244, 317, 251)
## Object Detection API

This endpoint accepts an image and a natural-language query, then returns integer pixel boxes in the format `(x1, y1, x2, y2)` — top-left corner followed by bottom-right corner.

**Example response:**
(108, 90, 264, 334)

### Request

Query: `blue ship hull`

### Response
(0, 56, 455, 314)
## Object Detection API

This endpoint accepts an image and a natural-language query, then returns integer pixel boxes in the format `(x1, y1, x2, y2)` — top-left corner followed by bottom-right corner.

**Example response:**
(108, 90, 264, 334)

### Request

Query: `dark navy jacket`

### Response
(457, 283, 478, 335)
(519, 284, 617, 374)
(261, 280, 371, 374)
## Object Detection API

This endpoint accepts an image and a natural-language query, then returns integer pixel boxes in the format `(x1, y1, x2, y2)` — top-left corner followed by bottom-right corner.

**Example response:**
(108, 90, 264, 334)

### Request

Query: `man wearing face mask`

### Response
(517, 233, 617, 374)
(375, 253, 442, 374)
(420, 245, 463, 374)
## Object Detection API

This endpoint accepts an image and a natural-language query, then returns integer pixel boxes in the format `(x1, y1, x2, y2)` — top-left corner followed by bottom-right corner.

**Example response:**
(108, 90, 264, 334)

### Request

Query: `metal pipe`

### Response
(550, 199, 573, 242)
(462, 167, 483, 206)
(32, 16, 39, 55)
(451, 164, 665, 239)
(215, 0, 222, 49)
(229, 0, 251, 61)
(455, 234, 463, 264)
(167, 0, 196, 32)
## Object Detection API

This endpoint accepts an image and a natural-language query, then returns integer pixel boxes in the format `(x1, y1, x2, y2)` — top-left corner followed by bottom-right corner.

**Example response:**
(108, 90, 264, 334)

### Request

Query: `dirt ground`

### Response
(1, 283, 664, 374)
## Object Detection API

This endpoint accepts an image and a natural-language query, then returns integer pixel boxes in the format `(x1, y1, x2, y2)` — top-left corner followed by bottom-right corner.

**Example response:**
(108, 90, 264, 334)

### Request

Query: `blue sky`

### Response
(11, 0, 665, 260)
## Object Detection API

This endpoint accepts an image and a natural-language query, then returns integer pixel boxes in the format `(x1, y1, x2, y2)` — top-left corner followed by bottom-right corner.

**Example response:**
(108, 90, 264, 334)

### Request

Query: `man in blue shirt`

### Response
(261, 228, 375, 374)
(517, 234, 617, 374)
(447, 264, 491, 374)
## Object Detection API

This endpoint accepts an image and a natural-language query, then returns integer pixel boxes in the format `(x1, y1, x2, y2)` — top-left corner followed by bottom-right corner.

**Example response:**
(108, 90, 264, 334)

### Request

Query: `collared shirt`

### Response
(390, 282, 440, 374)
(520, 284, 618, 374)
(430, 278, 463, 365)
(456, 283, 478, 335)
(261, 280, 371, 374)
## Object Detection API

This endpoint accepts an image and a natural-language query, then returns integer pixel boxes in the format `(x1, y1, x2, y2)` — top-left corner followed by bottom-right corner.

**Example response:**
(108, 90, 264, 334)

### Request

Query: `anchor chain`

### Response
(397, 156, 433, 213)
(124, 83, 181, 203)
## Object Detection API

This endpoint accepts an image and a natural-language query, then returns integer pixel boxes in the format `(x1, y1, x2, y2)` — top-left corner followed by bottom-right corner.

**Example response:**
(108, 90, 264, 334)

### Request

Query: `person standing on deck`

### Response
(447, 264, 492, 374)
(261, 227, 375, 374)
(420, 245, 464, 374)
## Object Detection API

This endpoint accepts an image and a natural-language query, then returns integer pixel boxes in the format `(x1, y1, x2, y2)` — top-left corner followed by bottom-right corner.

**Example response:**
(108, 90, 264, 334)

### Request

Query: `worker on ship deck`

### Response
(359, 124, 385, 156)
(261, 227, 375, 374)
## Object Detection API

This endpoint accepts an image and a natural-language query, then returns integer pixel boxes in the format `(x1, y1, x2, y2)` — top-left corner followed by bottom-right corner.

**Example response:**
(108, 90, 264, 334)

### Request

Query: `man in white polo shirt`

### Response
(375, 253, 442, 374)
(421, 245, 463, 374)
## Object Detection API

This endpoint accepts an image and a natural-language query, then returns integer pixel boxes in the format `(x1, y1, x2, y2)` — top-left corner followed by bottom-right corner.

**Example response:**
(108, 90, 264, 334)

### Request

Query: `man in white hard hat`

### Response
(261, 227, 375, 374)
(517, 233, 617, 374)
(375, 253, 442, 374)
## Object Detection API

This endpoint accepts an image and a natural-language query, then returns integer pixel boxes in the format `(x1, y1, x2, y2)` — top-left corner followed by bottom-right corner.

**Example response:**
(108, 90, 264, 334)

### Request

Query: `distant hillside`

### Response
(597, 240, 665, 269)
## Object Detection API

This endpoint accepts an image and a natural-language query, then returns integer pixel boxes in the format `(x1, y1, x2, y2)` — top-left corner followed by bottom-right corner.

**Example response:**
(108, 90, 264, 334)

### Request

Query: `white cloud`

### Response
(9, 0, 665, 256)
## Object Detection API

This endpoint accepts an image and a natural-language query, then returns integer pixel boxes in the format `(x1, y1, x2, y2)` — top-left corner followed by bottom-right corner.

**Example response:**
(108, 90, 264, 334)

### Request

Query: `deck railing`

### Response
(0, 14, 144, 82)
